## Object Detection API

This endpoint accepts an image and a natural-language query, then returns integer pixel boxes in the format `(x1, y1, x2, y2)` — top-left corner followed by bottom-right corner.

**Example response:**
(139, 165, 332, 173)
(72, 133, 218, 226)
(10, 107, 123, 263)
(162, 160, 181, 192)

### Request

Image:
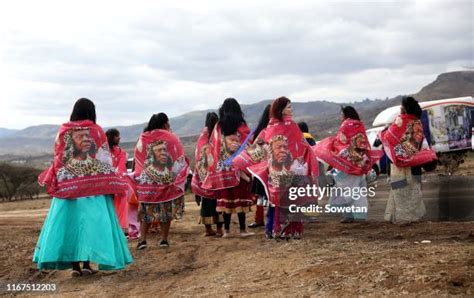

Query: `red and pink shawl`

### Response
(133, 129, 189, 203)
(201, 123, 250, 190)
(191, 128, 216, 198)
(314, 118, 383, 175)
(379, 114, 437, 168)
(111, 146, 127, 175)
(232, 129, 268, 174)
(38, 120, 128, 199)
(111, 145, 129, 230)
(247, 116, 319, 207)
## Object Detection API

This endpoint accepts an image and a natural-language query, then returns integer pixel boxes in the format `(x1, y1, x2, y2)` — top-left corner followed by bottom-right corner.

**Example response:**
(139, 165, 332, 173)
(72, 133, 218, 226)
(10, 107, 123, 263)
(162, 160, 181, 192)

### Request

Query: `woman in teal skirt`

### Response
(34, 98, 133, 277)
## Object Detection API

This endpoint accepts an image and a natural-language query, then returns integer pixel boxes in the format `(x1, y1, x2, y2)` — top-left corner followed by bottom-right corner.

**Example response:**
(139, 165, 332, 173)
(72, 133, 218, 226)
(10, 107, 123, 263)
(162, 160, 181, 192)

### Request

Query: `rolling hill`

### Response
(0, 70, 472, 160)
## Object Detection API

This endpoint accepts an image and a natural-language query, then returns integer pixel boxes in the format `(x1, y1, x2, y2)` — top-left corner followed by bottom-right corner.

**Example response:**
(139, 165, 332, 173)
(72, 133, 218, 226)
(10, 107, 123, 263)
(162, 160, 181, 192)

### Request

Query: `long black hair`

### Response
(254, 104, 271, 140)
(402, 96, 422, 119)
(144, 112, 169, 132)
(70, 98, 96, 123)
(218, 98, 246, 136)
(341, 105, 360, 121)
(106, 128, 120, 149)
(205, 112, 219, 141)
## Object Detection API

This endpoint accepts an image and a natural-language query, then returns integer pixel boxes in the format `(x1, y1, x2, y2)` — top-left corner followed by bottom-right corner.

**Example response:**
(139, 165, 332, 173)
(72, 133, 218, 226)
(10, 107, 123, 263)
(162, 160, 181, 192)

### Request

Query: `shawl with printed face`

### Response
(191, 128, 216, 198)
(38, 120, 128, 199)
(379, 114, 437, 168)
(247, 116, 319, 207)
(313, 118, 383, 175)
(201, 123, 250, 190)
(133, 129, 189, 203)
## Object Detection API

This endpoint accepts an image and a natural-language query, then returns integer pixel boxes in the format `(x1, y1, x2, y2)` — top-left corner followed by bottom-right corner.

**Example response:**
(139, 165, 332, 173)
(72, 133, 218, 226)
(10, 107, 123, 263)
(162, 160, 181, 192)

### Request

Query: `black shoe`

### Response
(159, 240, 169, 248)
(264, 232, 274, 239)
(137, 240, 147, 250)
(248, 222, 264, 228)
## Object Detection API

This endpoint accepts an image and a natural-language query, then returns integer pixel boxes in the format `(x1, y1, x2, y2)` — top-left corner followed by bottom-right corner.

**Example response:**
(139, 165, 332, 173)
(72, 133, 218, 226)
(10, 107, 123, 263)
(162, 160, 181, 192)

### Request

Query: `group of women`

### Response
(33, 95, 437, 276)
(192, 97, 320, 239)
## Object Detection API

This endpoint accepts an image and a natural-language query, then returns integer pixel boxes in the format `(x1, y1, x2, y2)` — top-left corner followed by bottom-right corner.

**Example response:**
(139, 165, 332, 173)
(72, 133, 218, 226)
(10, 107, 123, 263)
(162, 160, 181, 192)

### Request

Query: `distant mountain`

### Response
(110, 100, 275, 141)
(1, 70, 473, 157)
(305, 71, 474, 138)
(0, 137, 53, 155)
(106, 99, 381, 140)
(0, 128, 18, 138)
(0, 99, 343, 142)
(14, 124, 60, 139)
(415, 71, 474, 101)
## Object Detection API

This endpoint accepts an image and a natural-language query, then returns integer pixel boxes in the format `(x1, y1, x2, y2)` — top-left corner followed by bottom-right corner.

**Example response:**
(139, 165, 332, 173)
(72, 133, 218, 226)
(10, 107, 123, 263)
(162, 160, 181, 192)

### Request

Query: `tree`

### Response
(0, 162, 43, 201)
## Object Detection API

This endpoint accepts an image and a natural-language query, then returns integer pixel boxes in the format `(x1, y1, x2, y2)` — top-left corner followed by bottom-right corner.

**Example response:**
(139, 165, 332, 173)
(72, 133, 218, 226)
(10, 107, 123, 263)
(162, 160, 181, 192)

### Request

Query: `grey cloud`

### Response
(0, 1, 472, 129)
(6, 1, 471, 84)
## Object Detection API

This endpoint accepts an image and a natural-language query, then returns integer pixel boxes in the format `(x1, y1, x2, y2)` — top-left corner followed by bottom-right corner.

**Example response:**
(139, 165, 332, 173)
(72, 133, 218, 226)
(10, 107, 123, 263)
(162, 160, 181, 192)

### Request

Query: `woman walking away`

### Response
(313, 106, 383, 222)
(378, 97, 437, 224)
(191, 112, 221, 236)
(202, 98, 254, 238)
(134, 113, 189, 249)
(246, 97, 319, 239)
(106, 128, 129, 234)
(34, 98, 132, 277)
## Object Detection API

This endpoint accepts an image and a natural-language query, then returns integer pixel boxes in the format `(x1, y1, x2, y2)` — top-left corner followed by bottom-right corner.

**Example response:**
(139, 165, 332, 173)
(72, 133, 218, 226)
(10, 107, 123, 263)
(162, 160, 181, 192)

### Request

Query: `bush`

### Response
(0, 162, 44, 201)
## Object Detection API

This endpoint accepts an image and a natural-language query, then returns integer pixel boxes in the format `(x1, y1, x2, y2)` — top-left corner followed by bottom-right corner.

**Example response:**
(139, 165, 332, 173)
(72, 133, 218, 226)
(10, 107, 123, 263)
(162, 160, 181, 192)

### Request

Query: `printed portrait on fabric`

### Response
(216, 132, 240, 171)
(268, 135, 307, 188)
(196, 144, 212, 181)
(394, 119, 424, 159)
(244, 141, 267, 163)
(138, 140, 186, 185)
(57, 128, 115, 181)
(339, 132, 370, 168)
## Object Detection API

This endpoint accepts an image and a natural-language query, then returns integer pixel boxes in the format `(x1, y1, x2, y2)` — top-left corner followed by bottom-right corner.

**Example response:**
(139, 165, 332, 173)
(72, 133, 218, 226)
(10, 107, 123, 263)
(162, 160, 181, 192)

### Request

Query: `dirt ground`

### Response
(0, 198, 472, 296)
(0, 157, 473, 296)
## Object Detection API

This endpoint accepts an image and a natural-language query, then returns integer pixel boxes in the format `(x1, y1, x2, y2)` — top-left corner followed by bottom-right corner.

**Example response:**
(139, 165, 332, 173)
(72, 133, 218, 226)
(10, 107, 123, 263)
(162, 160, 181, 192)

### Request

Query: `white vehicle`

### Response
(366, 127, 384, 150)
(126, 157, 134, 174)
(370, 96, 474, 174)
(366, 126, 386, 174)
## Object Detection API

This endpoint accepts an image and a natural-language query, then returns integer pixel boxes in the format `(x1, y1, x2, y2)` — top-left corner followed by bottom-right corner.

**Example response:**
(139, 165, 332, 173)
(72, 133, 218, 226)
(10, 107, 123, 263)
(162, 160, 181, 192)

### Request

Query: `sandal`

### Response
(240, 231, 255, 238)
(71, 270, 82, 278)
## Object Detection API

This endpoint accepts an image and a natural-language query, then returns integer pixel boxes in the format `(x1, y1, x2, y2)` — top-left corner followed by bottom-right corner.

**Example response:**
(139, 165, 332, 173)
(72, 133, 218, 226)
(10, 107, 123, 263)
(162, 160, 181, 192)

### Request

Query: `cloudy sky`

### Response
(0, 0, 472, 129)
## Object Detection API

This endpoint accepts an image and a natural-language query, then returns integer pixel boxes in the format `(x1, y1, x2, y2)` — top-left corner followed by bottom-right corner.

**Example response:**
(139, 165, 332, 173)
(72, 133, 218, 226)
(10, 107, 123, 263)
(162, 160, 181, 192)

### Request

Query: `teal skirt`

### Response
(33, 195, 133, 270)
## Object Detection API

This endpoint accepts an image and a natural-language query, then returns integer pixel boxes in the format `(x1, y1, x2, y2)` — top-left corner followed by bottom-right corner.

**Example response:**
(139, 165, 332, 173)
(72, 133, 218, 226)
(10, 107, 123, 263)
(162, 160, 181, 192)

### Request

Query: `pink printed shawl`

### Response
(133, 129, 189, 203)
(201, 123, 250, 190)
(38, 120, 128, 199)
(191, 128, 216, 198)
(314, 119, 383, 175)
(247, 116, 319, 207)
(379, 114, 437, 167)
